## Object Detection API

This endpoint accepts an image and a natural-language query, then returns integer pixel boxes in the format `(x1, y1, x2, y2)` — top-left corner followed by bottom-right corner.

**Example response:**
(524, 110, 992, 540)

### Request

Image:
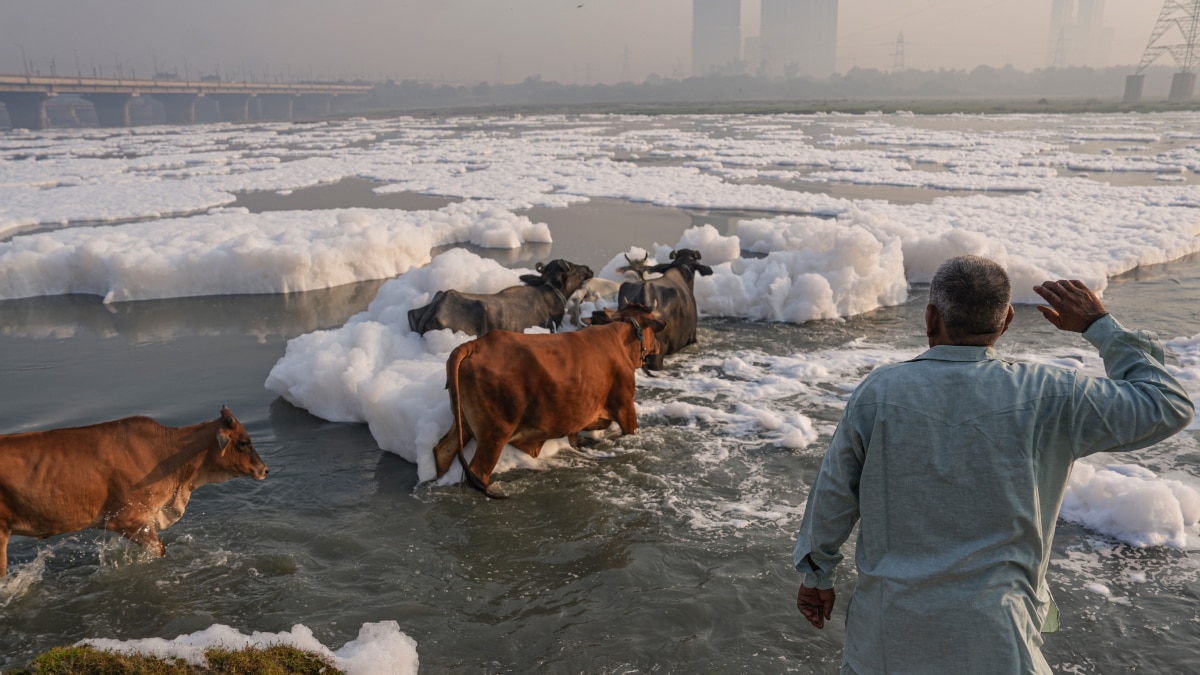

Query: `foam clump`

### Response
(80, 621, 419, 675)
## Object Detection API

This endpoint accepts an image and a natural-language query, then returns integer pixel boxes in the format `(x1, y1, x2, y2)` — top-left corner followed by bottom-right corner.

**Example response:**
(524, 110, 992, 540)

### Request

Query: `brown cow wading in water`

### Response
(0, 406, 268, 576)
(434, 305, 666, 499)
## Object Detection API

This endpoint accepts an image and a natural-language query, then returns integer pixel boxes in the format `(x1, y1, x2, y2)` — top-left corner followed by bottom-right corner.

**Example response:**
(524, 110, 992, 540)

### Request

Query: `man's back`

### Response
(798, 314, 1193, 674)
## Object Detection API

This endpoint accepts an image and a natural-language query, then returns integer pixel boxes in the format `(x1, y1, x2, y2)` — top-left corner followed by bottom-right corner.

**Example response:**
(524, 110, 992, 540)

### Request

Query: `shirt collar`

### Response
(911, 344, 1001, 363)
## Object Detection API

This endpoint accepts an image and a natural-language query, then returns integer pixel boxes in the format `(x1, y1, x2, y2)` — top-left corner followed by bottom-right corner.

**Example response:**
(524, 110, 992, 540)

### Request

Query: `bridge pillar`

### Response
(294, 94, 334, 120)
(211, 94, 253, 122)
(153, 93, 200, 124)
(84, 93, 136, 127)
(259, 94, 295, 121)
(1123, 74, 1145, 103)
(0, 92, 52, 130)
(1169, 72, 1196, 102)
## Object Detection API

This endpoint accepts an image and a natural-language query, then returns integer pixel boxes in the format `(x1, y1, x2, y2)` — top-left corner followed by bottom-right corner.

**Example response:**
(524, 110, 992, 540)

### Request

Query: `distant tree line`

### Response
(359, 65, 1189, 113)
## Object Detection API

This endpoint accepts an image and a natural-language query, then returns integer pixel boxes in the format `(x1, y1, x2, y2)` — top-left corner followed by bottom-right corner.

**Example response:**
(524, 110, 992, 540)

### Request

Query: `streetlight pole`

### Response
(18, 43, 30, 81)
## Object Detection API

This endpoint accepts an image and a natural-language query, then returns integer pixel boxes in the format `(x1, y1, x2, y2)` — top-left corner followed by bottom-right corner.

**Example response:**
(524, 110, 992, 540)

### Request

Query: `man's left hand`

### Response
(797, 584, 836, 629)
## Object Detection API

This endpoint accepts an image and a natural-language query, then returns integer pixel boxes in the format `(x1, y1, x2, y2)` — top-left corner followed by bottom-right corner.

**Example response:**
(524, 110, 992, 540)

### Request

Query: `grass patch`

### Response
(6, 644, 345, 675)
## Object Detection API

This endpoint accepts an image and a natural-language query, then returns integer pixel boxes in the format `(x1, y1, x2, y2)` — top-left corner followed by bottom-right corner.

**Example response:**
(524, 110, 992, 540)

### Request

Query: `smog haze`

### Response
(0, 1, 1169, 84)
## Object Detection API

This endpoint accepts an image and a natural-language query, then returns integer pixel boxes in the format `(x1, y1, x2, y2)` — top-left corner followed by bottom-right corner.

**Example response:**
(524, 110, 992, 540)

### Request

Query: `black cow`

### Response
(408, 259, 593, 337)
(617, 248, 713, 370)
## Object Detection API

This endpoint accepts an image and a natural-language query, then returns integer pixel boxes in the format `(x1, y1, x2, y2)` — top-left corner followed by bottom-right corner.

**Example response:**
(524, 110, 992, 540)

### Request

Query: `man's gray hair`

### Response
(929, 255, 1012, 337)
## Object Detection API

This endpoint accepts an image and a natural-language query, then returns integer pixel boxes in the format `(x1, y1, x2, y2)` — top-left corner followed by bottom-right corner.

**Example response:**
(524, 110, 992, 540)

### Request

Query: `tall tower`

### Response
(1124, 0, 1200, 102)
(692, 0, 742, 76)
(1047, 0, 1075, 67)
(760, 0, 838, 78)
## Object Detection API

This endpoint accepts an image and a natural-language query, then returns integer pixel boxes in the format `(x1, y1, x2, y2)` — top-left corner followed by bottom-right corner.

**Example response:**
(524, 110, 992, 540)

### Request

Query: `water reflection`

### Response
(0, 279, 386, 343)
(231, 178, 458, 214)
(429, 241, 554, 268)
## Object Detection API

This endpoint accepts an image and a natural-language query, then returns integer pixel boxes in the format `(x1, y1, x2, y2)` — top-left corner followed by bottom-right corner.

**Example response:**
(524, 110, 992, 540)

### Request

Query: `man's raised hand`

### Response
(1033, 280, 1108, 333)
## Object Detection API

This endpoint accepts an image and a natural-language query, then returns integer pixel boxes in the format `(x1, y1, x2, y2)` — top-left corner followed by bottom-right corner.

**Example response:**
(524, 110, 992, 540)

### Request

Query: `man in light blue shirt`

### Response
(793, 255, 1194, 674)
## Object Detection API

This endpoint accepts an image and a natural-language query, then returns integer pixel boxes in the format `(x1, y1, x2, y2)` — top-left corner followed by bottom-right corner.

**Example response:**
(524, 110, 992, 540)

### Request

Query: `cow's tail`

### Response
(446, 342, 507, 500)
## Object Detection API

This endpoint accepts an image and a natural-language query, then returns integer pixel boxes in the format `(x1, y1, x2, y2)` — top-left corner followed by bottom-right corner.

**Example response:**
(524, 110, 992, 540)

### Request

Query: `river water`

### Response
(1, 112, 1199, 673)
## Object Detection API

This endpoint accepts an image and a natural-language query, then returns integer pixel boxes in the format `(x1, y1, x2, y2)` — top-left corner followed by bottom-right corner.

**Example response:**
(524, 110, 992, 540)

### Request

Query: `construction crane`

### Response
(1124, 0, 1200, 102)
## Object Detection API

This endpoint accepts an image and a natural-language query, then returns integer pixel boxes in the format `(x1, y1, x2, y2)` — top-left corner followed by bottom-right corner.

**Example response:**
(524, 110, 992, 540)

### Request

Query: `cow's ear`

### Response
(536, 262, 546, 273)
(698, 264, 714, 276)
(669, 250, 677, 260)
(216, 430, 231, 456)
(519, 274, 544, 286)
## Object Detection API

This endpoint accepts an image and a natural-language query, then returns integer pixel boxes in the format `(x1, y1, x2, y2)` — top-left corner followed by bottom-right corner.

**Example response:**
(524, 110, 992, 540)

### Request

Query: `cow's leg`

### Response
(107, 518, 166, 557)
(613, 403, 639, 436)
(433, 421, 474, 478)
(466, 427, 514, 499)
(0, 530, 8, 577)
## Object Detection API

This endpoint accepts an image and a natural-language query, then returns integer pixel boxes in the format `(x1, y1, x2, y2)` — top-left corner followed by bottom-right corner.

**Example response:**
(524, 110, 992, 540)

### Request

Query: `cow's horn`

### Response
(669, 250, 677, 260)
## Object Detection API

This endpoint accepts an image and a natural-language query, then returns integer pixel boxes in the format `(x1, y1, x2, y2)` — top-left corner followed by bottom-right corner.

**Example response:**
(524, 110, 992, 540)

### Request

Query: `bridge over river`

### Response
(0, 74, 374, 130)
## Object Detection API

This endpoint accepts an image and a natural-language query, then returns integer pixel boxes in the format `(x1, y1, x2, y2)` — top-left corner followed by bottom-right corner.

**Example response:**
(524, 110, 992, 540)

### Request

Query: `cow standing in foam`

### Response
(407, 259, 593, 337)
(0, 406, 268, 576)
(617, 248, 713, 370)
(433, 305, 666, 498)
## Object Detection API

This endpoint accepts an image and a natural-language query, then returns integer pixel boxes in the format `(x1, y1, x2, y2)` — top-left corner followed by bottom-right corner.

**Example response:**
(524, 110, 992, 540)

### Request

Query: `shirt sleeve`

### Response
(793, 393, 866, 589)
(1069, 314, 1195, 459)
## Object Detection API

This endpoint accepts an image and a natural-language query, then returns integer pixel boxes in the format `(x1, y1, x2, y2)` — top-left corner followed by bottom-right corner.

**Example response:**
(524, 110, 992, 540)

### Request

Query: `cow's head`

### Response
(212, 406, 269, 481)
(591, 303, 667, 367)
(520, 259, 594, 299)
(650, 249, 713, 283)
(616, 252, 652, 282)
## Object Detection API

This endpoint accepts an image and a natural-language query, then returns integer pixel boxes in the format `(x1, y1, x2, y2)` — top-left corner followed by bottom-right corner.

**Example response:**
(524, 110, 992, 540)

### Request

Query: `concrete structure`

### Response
(1125, 0, 1200, 103)
(692, 0, 742, 76)
(760, 0, 838, 79)
(0, 74, 371, 130)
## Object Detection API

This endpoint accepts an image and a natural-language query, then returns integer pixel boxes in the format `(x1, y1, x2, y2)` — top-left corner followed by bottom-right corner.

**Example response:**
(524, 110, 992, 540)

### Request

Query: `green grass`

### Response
(6, 644, 345, 675)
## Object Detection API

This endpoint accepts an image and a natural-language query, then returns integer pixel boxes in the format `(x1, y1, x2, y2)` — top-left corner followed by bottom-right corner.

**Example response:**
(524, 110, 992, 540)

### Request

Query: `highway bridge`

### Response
(0, 74, 374, 130)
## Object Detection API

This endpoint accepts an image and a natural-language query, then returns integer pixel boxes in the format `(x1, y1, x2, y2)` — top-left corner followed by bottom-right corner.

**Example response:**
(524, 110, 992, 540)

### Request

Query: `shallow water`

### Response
(1, 115, 1199, 673)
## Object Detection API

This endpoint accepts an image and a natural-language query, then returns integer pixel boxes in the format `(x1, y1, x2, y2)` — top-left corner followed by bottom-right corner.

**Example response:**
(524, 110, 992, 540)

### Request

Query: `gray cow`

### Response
(408, 259, 593, 337)
(617, 248, 712, 370)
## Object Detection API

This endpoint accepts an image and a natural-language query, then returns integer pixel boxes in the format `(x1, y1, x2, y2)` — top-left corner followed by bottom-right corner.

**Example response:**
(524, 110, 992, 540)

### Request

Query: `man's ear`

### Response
(925, 304, 939, 338)
(999, 305, 1015, 335)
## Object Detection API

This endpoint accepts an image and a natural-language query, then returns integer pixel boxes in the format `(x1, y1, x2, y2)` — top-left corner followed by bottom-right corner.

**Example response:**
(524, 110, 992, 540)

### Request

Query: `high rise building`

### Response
(759, 0, 838, 78)
(1047, 0, 1075, 67)
(692, 0, 742, 76)
(1047, 0, 1113, 67)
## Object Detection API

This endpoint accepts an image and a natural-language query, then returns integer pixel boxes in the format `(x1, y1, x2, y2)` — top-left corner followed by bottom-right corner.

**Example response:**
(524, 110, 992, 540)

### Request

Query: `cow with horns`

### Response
(408, 259, 594, 337)
(617, 248, 713, 370)
(565, 252, 655, 327)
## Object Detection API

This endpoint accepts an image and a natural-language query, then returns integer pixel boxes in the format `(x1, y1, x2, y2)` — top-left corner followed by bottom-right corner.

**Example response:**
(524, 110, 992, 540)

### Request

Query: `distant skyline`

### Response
(0, 1, 1171, 85)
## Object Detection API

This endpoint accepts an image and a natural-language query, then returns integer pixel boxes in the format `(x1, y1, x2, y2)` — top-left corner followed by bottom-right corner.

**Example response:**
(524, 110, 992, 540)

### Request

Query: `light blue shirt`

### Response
(793, 315, 1194, 675)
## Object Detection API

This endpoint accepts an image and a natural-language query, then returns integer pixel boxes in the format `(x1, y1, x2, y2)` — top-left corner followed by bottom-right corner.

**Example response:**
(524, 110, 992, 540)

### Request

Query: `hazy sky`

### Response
(0, 1, 1169, 85)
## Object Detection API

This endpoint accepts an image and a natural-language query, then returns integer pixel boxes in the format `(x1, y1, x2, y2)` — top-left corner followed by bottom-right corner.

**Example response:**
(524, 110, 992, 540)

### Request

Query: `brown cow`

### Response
(433, 305, 666, 499)
(0, 406, 268, 576)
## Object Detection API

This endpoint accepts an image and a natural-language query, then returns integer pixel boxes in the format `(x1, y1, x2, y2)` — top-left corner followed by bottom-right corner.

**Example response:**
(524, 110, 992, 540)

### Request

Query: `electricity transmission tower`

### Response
(893, 32, 906, 71)
(1124, 0, 1200, 102)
